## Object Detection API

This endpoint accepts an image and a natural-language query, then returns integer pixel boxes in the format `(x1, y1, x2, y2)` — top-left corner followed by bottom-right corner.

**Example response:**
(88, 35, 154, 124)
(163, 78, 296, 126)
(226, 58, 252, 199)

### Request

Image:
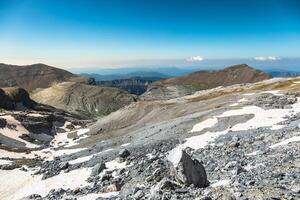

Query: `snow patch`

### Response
(77, 128, 90, 136)
(77, 192, 119, 200)
(243, 93, 255, 96)
(245, 150, 260, 156)
(185, 130, 229, 150)
(261, 90, 283, 96)
(121, 143, 131, 147)
(69, 154, 94, 165)
(190, 117, 218, 132)
(0, 159, 12, 165)
(270, 136, 300, 148)
(238, 98, 248, 102)
(0, 115, 39, 148)
(210, 179, 230, 187)
(229, 103, 239, 107)
(0, 167, 92, 200)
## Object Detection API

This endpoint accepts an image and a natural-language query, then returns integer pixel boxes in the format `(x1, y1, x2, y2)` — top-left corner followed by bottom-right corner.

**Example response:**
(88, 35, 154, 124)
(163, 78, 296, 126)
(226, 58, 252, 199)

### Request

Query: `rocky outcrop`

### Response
(31, 82, 137, 118)
(0, 87, 37, 110)
(143, 64, 271, 100)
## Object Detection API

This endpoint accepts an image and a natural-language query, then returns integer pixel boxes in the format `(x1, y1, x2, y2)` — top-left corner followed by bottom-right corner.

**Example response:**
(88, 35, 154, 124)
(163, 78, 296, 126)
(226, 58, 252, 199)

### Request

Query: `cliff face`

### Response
(143, 64, 272, 100)
(0, 63, 84, 92)
(0, 87, 37, 110)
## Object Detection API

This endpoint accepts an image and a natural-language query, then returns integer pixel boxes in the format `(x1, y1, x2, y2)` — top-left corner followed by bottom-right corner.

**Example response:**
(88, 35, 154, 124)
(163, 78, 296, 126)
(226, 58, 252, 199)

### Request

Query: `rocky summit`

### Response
(143, 64, 271, 100)
(0, 63, 86, 92)
(0, 68, 300, 200)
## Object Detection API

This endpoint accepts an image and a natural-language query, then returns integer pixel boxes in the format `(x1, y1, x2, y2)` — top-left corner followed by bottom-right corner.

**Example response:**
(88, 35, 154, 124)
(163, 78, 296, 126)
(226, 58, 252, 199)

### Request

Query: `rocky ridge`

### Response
(143, 64, 271, 100)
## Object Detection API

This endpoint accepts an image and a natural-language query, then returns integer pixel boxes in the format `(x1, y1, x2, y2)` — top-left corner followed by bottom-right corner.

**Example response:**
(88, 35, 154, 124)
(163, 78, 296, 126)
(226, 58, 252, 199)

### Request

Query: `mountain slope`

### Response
(31, 82, 137, 118)
(0, 63, 86, 92)
(143, 64, 271, 99)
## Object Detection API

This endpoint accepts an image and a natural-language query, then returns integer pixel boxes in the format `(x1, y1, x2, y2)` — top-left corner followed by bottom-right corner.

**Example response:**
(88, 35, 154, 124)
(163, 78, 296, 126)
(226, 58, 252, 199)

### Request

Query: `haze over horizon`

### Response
(0, 0, 300, 70)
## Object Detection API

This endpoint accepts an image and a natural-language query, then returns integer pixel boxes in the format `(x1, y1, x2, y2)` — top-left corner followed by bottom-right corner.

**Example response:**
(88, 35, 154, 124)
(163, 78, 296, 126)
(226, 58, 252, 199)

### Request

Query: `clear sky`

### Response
(0, 0, 299, 69)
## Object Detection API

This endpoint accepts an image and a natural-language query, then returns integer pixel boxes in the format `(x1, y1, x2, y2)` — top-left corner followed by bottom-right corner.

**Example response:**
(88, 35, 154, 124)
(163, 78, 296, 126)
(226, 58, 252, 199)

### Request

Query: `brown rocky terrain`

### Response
(0, 63, 87, 92)
(143, 64, 271, 100)
(31, 82, 138, 118)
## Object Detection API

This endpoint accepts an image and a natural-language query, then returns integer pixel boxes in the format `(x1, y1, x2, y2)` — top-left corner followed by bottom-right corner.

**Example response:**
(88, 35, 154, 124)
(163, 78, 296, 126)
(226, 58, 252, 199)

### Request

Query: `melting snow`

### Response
(184, 130, 229, 150)
(210, 179, 230, 187)
(190, 117, 218, 132)
(77, 128, 90, 136)
(262, 90, 283, 96)
(238, 98, 248, 102)
(0, 167, 92, 200)
(68, 154, 94, 165)
(104, 148, 113, 152)
(243, 93, 255, 96)
(0, 115, 39, 148)
(270, 136, 300, 148)
(0, 159, 12, 165)
(230, 103, 239, 107)
(77, 192, 119, 200)
(121, 143, 131, 147)
(183, 95, 300, 152)
(246, 150, 260, 156)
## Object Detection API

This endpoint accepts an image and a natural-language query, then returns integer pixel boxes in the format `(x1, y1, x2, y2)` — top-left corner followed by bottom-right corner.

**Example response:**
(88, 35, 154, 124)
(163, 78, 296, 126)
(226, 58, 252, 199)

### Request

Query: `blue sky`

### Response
(0, 0, 299, 69)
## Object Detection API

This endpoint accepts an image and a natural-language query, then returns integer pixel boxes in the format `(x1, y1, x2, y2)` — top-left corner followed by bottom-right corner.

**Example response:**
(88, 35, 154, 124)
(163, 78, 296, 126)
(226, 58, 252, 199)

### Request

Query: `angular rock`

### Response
(133, 190, 144, 199)
(0, 118, 7, 128)
(119, 149, 130, 158)
(91, 163, 107, 177)
(169, 148, 208, 187)
(103, 182, 122, 193)
(58, 162, 69, 170)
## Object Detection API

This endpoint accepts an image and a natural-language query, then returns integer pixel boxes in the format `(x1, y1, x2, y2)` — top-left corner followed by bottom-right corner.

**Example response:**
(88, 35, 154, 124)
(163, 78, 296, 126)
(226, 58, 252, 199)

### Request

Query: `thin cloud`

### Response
(254, 56, 280, 61)
(187, 56, 204, 62)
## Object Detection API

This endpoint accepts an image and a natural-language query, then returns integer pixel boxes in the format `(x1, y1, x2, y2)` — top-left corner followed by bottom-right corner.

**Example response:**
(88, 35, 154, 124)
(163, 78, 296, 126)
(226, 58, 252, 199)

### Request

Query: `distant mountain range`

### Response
(265, 69, 300, 77)
(75, 66, 201, 78)
(80, 71, 170, 81)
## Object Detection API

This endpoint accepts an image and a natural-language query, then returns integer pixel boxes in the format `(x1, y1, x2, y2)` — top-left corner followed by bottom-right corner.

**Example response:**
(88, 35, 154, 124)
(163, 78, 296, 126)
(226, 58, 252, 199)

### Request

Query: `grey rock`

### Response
(58, 162, 69, 170)
(91, 163, 107, 177)
(133, 190, 144, 199)
(119, 149, 131, 158)
(170, 150, 208, 188)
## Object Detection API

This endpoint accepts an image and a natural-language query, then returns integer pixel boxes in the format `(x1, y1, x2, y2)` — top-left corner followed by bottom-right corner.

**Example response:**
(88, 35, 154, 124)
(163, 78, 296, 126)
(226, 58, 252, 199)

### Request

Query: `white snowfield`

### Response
(0, 158, 130, 200)
(168, 95, 300, 165)
(191, 97, 300, 134)
(0, 167, 92, 200)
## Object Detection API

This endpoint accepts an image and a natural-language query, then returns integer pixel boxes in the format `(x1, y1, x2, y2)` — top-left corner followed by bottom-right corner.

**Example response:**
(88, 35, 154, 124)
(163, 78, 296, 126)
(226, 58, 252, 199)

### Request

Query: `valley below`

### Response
(0, 64, 300, 200)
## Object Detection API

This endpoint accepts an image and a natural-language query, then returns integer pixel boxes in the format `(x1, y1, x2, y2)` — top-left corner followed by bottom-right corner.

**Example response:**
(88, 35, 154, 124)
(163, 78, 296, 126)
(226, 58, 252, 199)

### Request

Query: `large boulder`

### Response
(168, 148, 208, 187)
